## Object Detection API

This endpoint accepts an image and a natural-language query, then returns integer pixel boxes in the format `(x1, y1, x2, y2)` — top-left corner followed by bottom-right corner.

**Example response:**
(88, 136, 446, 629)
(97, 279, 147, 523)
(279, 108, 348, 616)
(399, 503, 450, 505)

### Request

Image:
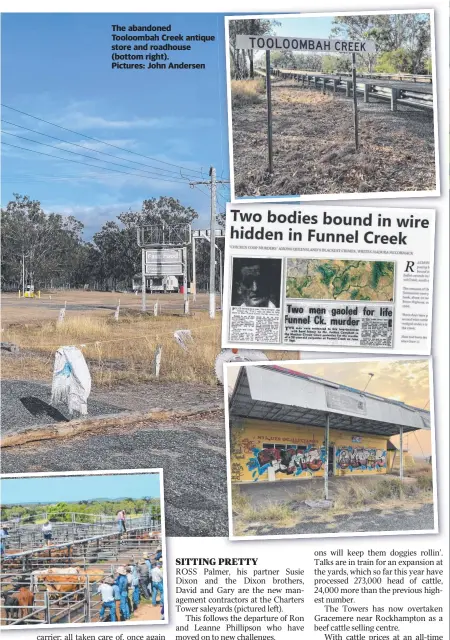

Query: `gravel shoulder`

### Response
(1, 411, 229, 538)
(1, 379, 223, 435)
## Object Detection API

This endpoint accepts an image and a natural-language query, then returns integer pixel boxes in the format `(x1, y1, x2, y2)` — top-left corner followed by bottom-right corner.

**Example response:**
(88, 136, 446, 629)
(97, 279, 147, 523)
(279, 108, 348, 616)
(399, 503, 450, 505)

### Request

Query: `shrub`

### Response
(416, 474, 433, 492)
(231, 79, 265, 107)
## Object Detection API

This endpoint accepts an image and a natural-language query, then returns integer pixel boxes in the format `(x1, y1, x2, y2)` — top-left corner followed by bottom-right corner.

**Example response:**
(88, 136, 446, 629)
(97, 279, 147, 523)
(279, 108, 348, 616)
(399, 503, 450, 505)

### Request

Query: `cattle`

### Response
(2, 591, 19, 624)
(31, 567, 105, 598)
(15, 588, 34, 618)
(133, 531, 161, 541)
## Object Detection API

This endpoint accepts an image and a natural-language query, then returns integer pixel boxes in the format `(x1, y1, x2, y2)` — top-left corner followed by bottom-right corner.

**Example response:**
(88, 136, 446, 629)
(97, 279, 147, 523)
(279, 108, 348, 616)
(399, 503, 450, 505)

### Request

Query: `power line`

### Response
(2, 118, 194, 179)
(2, 130, 190, 184)
(1, 103, 205, 176)
(2, 142, 194, 184)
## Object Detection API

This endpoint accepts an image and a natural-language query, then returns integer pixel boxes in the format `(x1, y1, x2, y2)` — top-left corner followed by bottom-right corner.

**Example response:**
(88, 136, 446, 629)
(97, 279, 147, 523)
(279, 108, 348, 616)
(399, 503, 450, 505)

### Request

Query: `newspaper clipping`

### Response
(223, 204, 434, 354)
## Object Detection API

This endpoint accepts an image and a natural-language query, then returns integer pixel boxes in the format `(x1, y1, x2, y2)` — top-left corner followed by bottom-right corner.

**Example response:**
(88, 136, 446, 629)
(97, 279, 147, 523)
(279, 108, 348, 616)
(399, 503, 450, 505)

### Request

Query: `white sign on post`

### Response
(145, 248, 183, 276)
(236, 34, 376, 54)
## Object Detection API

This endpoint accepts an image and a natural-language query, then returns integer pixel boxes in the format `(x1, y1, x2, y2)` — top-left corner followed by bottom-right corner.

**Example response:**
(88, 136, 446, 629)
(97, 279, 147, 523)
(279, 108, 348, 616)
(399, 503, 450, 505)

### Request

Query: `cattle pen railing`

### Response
(2, 512, 160, 551)
(1, 523, 161, 625)
(255, 68, 433, 112)
(1, 576, 104, 625)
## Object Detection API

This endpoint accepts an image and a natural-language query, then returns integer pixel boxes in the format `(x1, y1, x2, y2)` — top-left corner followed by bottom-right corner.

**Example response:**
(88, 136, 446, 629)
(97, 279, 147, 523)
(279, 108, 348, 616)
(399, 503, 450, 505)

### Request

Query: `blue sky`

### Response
(1, 13, 230, 237)
(1, 13, 345, 238)
(1, 473, 161, 504)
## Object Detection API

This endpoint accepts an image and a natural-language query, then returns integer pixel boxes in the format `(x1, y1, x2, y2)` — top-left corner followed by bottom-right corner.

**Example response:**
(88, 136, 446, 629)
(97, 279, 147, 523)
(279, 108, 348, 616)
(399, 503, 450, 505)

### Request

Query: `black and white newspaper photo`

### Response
(222, 204, 435, 353)
(0, 1, 448, 640)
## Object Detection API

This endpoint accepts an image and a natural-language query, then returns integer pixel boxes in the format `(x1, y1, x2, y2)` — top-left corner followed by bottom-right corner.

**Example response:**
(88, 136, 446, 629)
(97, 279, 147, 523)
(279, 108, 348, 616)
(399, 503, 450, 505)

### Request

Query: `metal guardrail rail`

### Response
(255, 68, 433, 112)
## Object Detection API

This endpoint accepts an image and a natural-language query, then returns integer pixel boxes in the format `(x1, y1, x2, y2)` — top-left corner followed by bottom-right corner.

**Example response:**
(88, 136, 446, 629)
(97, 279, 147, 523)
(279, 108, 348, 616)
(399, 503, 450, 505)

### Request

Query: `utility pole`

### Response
(191, 233, 197, 302)
(209, 166, 216, 319)
(189, 167, 229, 319)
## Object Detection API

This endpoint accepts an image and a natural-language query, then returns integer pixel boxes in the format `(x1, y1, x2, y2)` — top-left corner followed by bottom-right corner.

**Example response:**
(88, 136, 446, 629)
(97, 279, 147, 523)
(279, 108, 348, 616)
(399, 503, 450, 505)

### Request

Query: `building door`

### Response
(328, 446, 335, 475)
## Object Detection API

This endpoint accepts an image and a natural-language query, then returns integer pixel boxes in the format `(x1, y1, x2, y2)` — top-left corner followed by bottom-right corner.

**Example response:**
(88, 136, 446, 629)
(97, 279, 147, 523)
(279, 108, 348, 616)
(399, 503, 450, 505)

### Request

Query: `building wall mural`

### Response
(230, 419, 388, 483)
(336, 446, 387, 474)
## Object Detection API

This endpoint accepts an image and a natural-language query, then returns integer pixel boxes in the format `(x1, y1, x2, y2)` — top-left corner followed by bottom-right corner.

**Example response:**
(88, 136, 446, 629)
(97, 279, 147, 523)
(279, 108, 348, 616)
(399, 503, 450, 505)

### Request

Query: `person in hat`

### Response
(98, 577, 116, 622)
(151, 562, 164, 607)
(112, 578, 121, 622)
(128, 564, 140, 610)
(138, 554, 151, 599)
(115, 566, 130, 620)
(41, 521, 53, 546)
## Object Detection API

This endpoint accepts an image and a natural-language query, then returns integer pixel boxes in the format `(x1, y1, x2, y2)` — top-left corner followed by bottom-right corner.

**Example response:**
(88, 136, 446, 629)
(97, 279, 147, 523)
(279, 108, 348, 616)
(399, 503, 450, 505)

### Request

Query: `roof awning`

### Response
(230, 366, 431, 437)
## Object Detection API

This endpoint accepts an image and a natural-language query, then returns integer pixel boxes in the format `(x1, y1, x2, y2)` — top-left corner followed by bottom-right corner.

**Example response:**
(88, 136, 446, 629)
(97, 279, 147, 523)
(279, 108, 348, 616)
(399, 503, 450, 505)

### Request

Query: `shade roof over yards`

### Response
(230, 365, 430, 437)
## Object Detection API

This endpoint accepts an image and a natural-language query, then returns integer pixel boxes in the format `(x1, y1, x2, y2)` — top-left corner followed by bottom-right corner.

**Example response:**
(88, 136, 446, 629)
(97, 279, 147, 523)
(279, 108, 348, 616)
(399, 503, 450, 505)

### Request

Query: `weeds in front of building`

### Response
(232, 464, 433, 536)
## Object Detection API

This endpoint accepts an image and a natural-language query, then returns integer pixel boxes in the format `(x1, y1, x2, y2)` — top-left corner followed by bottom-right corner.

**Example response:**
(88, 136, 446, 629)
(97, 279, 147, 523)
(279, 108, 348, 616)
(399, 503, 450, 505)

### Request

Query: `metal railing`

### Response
(2, 513, 160, 551)
(258, 68, 434, 112)
(1, 523, 162, 625)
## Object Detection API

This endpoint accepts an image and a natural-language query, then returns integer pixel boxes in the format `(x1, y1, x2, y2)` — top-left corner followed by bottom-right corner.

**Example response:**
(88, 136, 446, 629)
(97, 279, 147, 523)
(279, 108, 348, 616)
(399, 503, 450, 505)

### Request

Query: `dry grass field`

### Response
(1, 291, 295, 388)
(231, 77, 436, 197)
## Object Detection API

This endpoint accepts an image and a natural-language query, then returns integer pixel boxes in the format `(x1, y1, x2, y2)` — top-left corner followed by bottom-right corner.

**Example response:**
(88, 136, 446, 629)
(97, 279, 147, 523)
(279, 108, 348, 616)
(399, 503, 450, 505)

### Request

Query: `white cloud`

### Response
(56, 111, 215, 131)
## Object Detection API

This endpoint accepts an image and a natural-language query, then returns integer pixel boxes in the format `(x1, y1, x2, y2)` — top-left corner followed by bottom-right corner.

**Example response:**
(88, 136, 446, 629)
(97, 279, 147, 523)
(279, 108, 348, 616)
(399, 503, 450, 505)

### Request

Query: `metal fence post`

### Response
(351, 53, 359, 150)
(86, 576, 91, 622)
(44, 591, 51, 624)
(364, 83, 370, 103)
(391, 87, 399, 112)
(265, 50, 273, 174)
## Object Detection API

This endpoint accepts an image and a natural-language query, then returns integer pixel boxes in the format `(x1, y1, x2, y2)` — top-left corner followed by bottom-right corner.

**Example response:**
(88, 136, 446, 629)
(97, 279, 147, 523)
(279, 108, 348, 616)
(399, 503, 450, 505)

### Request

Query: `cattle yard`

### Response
(1, 516, 161, 626)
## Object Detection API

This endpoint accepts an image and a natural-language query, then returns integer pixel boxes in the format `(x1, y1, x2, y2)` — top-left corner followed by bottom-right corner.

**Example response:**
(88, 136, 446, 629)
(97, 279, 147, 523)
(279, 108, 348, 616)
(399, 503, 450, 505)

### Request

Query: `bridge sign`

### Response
(236, 35, 376, 54)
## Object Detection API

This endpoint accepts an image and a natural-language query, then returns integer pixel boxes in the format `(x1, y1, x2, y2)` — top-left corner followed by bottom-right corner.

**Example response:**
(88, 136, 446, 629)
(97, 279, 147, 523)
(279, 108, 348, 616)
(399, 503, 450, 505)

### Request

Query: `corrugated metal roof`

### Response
(230, 365, 431, 437)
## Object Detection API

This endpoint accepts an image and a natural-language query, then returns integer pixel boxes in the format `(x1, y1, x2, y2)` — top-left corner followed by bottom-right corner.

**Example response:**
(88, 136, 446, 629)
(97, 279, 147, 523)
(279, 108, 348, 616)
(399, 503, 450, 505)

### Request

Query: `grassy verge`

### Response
(231, 79, 266, 107)
(2, 311, 297, 388)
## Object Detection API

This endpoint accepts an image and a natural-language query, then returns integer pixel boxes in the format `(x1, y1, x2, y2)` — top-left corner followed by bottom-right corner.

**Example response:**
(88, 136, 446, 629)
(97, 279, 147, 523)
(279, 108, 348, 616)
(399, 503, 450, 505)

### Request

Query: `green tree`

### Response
(1, 195, 85, 290)
(228, 18, 279, 79)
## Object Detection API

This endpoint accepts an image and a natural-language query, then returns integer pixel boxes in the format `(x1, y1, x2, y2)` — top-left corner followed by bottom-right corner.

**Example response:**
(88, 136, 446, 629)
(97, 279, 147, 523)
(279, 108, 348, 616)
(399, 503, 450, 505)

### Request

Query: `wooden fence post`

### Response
(346, 80, 351, 98)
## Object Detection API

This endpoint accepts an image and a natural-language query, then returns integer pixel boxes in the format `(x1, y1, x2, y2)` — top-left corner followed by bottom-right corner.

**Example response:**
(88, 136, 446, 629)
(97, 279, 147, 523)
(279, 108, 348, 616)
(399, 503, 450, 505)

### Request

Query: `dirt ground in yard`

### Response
(232, 79, 436, 197)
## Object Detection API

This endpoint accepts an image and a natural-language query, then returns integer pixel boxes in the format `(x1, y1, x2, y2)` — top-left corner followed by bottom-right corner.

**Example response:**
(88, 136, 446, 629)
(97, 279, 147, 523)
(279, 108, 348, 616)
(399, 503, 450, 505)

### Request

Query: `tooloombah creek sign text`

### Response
(235, 35, 376, 53)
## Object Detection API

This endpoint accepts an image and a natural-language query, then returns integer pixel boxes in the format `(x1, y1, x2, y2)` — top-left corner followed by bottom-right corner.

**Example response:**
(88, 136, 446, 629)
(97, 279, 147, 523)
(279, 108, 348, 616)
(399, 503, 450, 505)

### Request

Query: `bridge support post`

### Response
(314, 76, 318, 89)
(333, 79, 338, 93)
